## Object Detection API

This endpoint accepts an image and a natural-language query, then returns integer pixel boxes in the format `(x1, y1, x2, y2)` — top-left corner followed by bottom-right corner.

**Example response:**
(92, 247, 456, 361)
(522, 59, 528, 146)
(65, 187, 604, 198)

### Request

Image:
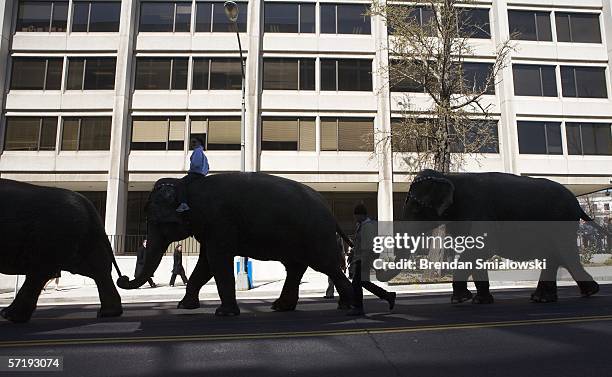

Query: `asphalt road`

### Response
(1, 285, 611, 377)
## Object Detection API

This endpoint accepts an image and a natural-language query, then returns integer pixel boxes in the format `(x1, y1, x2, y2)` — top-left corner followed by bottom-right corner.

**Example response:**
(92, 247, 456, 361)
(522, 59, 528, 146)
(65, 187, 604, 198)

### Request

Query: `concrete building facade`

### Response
(1, 0, 611, 255)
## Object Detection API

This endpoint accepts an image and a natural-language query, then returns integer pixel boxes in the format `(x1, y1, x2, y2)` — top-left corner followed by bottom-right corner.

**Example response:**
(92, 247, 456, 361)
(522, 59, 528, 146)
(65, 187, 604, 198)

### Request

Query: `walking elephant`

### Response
(117, 172, 354, 316)
(0, 179, 123, 323)
(402, 169, 601, 304)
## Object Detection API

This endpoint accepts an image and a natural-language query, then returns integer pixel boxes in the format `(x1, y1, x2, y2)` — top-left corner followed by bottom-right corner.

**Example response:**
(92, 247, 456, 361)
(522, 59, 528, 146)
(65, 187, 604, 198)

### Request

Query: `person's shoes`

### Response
(346, 307, 365, 316)
(176, 203, 191, 213)
(323, 295, 334, 299)
(169, 284, 174, 287)
(150, 283, 157, 288)
(387, 292, 396, 311)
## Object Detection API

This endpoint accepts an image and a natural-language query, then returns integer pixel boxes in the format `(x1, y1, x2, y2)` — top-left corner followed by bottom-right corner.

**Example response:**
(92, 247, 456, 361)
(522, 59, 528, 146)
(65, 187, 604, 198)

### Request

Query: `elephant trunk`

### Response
(117, 236, 169, 290)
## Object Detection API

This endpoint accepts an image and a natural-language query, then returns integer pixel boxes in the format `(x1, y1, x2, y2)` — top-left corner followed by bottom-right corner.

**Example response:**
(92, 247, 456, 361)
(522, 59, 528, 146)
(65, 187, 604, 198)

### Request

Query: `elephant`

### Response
(402, 169, 601, 304)
(0, 179, 123, 323)
(117, 172, 355, 316)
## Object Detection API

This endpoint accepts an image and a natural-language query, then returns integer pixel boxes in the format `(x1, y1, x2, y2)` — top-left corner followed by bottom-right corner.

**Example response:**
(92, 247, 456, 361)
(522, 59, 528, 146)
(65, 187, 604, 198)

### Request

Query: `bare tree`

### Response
(371, 0, 515, 173)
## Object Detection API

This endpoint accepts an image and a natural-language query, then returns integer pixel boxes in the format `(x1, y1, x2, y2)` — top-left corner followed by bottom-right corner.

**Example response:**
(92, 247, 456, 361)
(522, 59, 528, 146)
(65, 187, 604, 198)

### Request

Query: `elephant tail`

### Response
(336, 223, 354, 249)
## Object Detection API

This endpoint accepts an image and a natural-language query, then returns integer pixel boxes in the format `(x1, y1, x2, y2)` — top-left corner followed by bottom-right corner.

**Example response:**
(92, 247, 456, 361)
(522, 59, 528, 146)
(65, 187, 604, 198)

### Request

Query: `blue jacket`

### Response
(189, 146, 209, 175)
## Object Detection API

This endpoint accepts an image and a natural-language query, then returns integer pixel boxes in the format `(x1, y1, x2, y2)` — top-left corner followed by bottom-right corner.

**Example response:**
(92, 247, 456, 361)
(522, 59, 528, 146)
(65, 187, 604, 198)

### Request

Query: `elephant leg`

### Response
(178, 255, 213, 310)
(272, 262, 308, 312)
(472, 268, 494, 304)
(451, 254, 473, 304)
(207, 252, 240, 316)
(328, 269, 354, 310)
(0, 273, 47, 323)
(93, 272, 123, 318)
(561, 251, 599, 297)
(531, 262, 559, 303)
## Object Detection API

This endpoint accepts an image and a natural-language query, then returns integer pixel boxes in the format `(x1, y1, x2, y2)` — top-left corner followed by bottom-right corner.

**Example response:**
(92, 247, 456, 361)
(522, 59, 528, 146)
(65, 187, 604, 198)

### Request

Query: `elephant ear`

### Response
(148, 181, 182, 224)
(408, 175, 455, 216)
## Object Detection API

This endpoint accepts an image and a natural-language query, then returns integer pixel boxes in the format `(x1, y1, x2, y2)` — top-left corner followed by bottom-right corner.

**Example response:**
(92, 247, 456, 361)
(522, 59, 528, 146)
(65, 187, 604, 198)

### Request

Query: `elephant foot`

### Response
(530, 282, 558, 303)
(451, 289, 473, 304)
(177, 296, 201, 310)
(0, 305, 33, 324)
(215, 305, 240, 317)
(337, 302, 351, 310)
(97, 306, 123, 319)
(578, 281, 599, 297)
(472, 293, 494, 304)
(271, 298, 297, 312)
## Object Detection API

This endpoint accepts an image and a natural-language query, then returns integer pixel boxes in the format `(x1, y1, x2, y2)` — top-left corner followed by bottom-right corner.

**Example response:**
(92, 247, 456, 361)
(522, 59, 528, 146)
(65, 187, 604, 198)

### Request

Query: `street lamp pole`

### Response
(224, 1, 250, 290)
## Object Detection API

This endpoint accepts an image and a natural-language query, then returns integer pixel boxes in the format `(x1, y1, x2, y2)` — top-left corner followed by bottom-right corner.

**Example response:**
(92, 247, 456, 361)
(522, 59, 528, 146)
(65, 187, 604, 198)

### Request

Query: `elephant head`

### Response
(403, 170, 455, 221)
(117, 179, 192, 289)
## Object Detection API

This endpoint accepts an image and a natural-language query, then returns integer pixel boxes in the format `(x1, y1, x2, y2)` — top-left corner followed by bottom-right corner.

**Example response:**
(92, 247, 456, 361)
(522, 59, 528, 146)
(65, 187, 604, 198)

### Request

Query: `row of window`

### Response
(2, 116, 375, 152)
(517, 121, 611, 156)
(15, 2, 602, 44)
(10, 56, 609, 98)
(5, 116, 609, 156)
(512, 64, 607, 98)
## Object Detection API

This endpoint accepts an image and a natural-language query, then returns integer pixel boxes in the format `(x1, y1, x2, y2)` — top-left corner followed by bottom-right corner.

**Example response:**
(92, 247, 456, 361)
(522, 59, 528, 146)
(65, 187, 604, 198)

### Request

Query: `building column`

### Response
(491, 0, 518, 174)
(245, 0, 263, 172)
(105, 0, 137, 249)
(0, 0, 14, 153)
(373, 10, 394, 221)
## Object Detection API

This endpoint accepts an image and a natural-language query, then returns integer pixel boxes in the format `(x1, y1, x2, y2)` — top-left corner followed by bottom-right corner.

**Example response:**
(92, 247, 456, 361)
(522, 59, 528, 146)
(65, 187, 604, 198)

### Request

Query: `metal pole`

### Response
(234, 20, 250, 291)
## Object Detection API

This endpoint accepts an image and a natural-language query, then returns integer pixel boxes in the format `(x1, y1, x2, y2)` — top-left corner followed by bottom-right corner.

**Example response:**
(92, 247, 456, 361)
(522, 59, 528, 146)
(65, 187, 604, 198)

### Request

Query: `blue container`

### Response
(235, 259, 253, 289)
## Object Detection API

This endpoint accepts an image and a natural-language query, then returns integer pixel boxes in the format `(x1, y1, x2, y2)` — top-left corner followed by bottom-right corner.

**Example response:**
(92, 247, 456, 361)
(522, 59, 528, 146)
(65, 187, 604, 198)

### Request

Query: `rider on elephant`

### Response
(176, 137, 209, 213)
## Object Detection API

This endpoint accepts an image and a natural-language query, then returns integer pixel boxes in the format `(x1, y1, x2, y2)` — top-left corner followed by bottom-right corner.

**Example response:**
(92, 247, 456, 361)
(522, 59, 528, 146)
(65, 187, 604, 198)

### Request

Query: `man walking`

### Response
(324, 234, 347, 299)
(170, 244, 189, 287)
(347, 204, 396, 316)
(135, 239, 157, 288)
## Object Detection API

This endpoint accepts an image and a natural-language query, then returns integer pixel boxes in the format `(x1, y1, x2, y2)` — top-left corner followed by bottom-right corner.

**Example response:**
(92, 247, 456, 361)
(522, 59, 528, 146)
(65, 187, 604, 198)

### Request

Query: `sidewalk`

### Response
(2, 267, 612, 307)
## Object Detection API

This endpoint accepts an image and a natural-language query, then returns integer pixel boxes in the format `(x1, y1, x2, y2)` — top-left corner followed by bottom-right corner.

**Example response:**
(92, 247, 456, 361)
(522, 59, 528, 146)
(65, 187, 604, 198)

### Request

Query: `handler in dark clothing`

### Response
(170, 244, 188, 286)
(135, 239, 157, 288)
(347, 204, 396, 316)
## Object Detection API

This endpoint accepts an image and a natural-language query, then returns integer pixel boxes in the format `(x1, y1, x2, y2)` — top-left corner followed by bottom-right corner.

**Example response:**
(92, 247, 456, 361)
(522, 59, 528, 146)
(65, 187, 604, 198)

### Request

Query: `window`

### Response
(457, 8, 490, 39)
(16, 1, 68, 32)
(10, 57, 63, 90)
(190, 117, 241, 150)
(566, 123, 612, 155)
(449, 120, 499, 153)
(66, 57, 116, 90)
(131, 117, 185, 150)
(139, 2, 191, 32)
(388, 6, 436, 36)
(320, 59, 372, 91)
(196, 2, 247, 32)
(389, 60, 425, 93)
(264, 3, 314, 33)
(61, 117, 112, 151)
(192, 58, 243, 90)
(72, 2, 121, 32)
(555, 13, 601, 43)
(135, 57, 188, 90)
(4, 117, 57, 151)
(517, 121, 562, 155)
(263, 58, 315, 90)
(560, 66, 607, 98)
(461, 62, 495, 94)
(320, 118, 373, 151)
(321, 4, 370, 34)
(261, 118, 315, 151)
(508, 10, 552, 41)
(512, 64, 557, 97)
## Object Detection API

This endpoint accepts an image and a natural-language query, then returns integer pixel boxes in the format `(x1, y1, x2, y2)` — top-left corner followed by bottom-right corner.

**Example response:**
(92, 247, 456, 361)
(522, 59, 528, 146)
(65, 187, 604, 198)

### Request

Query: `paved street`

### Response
(1, 284, 611, 377)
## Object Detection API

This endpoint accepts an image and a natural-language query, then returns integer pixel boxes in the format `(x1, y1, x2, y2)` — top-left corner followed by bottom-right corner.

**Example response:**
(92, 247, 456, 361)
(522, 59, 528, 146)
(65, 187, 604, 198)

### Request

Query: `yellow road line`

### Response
(1, 314, 611, 348)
